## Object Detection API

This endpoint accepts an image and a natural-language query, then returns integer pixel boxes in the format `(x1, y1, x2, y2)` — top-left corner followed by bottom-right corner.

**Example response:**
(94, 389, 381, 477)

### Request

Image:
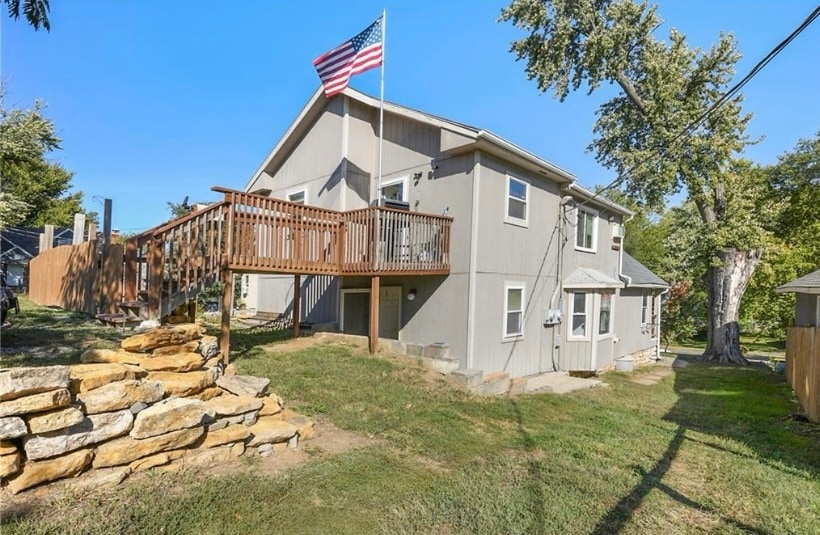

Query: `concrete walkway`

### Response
(628, 356, 688, 386)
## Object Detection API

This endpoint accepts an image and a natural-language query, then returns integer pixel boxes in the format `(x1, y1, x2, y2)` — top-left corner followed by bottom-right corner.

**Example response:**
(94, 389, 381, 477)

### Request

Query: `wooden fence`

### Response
(785, 326, 820, 423)
(29, 241, 124, 316)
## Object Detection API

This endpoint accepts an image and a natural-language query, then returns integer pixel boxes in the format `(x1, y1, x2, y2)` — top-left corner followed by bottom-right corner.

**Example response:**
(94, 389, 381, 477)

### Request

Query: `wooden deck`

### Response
(123, 186, 452, 318)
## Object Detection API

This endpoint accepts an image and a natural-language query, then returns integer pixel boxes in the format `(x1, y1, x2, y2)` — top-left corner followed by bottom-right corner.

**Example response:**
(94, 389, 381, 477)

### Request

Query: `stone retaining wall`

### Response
(0, 324, 314, 494)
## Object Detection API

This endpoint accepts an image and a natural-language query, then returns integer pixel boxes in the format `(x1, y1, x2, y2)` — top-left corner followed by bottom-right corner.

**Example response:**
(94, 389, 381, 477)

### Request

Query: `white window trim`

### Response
(574, 207, 598, 253)
(287, 187, 308, 205)
(596, 291, 614, 340)
(504, 174, 529, 227)
(380, 176, 408, 203)
(568, 291, 590, 341)
(640, 291, 649, 333)
(503, 282, 526, 341)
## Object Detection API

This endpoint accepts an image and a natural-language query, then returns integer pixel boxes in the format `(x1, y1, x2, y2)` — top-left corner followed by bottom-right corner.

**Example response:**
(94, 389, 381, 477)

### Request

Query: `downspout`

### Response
(549, 194, 576, 371)
(466, 151, 481, 369)
(656, 287, 670, 360)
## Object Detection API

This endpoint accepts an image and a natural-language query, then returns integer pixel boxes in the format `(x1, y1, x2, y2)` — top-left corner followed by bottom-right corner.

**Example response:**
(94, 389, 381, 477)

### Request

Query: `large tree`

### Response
(501, 0, 765, 363)
(0, 93, 86, 227)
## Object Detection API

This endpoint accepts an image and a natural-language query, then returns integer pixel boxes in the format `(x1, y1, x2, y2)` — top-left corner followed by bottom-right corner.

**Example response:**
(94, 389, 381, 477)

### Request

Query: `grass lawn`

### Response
(3, 298, 820, 534)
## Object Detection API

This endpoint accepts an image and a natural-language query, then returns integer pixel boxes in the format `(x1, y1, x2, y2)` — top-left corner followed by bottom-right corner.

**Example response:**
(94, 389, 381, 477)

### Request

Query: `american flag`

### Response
(313, 16, 383, 97)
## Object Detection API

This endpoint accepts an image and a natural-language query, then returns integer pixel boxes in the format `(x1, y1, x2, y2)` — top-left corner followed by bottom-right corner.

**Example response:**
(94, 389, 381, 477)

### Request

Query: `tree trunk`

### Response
(701, 248, 762, 364)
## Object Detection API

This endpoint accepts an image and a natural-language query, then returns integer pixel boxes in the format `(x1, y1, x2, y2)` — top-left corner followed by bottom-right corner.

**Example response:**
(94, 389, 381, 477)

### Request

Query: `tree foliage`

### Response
(3, 0, 50, 31)
(501, 0, 766, 362)
(0, 92, 86, 227)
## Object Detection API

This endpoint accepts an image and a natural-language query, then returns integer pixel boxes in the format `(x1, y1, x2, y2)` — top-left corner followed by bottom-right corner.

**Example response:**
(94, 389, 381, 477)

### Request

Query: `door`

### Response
(341, 286, 401, 339)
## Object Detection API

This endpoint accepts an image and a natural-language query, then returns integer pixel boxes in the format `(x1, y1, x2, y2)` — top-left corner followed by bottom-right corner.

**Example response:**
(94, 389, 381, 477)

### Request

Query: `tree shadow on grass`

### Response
(589, 356, 820, 534)
(226, 325, 301, 363)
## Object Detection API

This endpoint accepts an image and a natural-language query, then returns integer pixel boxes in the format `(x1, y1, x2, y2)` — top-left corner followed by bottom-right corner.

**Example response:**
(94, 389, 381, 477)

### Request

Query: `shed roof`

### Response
(776, 268, 820, 295)
(621, 252, 669, 289)
(563, 267, 623, 289)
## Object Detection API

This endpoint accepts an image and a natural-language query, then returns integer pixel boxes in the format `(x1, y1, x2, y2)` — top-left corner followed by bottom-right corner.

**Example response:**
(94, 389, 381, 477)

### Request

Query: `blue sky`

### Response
(4, 1, 819, 233)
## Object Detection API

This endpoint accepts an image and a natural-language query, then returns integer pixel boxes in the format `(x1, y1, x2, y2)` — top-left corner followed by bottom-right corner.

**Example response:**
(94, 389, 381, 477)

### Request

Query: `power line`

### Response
(573, 3, 820, 209)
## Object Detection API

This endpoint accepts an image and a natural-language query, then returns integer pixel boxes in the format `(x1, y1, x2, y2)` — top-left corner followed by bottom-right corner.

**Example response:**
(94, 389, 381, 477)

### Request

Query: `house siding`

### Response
(242, 88, 662, 379)
(615, 288, 660, 363)
(796, 293, 819, 327)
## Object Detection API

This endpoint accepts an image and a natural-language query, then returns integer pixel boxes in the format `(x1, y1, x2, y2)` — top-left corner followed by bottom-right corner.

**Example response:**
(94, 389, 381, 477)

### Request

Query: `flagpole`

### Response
(377, 9, 386, 206)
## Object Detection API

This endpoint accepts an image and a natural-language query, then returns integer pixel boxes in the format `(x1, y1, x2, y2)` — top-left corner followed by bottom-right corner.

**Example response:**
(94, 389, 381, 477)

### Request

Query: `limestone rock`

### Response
(69, 363, 136, 393)
(129, 452, 172, 472)
(174, 446, 231, 468)
(198, 335, 220, 360)
(0, 388, 71, 418)
(69, 466, 130, 491)
(77, 380, 164, 414)
(151, 341, 199, 356)
(204, 395, 263, 418)
(24, 409, 133, 461)
(196, 424, 250, 449)
(189, 387, 223, 402)
(93, 426, 204, 468)
(224, 363, 238, 377)
(8, 448, 93, 494)
(121, 324, 204, 352)
(216, 375, 269, 398)
(243, 412, 258, 426)
(258, 395, 283, 416)
(0, 451, 22, 479)
(247, 416, 297, 446)
(0, 416, 27, 440)
(0, 439, 17, 455)
(129, 401, 148, 414)
(130, 398, 205, 439)
(0, 366, 70, 401)
(146, 371, 214, 397)
(138, 352, 204, 373)
(288, 414, 316, 440)
(80, 348, 145, 365)
(230, 441, 245, 457)
(26, 406, 85, 434)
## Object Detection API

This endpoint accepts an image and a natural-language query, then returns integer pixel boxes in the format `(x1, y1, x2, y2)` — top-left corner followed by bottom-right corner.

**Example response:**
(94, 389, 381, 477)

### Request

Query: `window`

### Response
(504, 284, 525, 338)
(380, 177, 407, 203)
(599, 292, 612, 335)
(641, 291, 648, 326)
(288, 189, 306, 205)
(575, 208, 597, 251)
(505, 175, 529, 226)
(571, 292, 588, 337)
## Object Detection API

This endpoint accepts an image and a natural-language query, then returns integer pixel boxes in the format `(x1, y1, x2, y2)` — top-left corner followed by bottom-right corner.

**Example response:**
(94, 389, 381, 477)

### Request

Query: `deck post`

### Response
(124, 239, 137, 302)
(148, 236, 163, 320)
(220, 264, 233, 365)
(293, 274, 301, 338)
(369, 275, 380, 354)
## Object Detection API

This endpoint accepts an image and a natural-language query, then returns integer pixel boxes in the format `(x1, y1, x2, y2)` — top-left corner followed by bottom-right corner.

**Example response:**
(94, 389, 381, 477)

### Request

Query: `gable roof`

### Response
(0, 227, 74, 263)
(246, 86, 632, 217)
(621, 252, 668, 289)
(776, 268, 820, 295)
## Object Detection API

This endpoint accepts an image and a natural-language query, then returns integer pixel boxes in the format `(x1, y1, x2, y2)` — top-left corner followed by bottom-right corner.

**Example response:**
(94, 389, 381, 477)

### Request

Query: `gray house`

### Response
(244, 87, 667, 377)
(776, 268, 820, 327)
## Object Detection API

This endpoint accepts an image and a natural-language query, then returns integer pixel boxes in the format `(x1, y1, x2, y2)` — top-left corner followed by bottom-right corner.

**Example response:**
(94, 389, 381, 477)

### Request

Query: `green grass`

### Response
(3, 302, 820, 534)
(674, 334, 786, 355)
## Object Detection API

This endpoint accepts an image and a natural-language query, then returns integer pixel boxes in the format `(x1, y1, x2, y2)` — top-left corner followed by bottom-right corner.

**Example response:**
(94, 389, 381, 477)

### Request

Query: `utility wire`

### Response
(572, 3, 820, 209)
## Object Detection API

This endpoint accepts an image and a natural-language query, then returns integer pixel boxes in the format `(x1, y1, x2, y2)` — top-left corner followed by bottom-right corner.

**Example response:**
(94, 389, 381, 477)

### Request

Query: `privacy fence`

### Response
(29, 240, 124, 316)
(785, 326, 820, 423)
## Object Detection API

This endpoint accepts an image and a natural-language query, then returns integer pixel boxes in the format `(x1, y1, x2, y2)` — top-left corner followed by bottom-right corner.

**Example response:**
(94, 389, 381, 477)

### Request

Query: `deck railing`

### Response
(124, 187, 452, 318)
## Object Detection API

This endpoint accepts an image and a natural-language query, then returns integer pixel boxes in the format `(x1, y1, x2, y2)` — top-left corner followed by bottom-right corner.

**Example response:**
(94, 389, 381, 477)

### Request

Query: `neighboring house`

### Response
(243, 86, 667, 377)
(0, 227, 74, 290)
(776, 268, 820, 327)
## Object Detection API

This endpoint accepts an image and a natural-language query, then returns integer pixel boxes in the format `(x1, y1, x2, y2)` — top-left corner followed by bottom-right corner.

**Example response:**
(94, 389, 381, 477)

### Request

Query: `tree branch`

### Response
(614, 72, 648, 115)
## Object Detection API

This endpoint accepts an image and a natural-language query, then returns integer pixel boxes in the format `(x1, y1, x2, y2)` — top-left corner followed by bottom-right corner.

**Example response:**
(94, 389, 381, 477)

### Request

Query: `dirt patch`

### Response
(0, 420, 380, 518)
